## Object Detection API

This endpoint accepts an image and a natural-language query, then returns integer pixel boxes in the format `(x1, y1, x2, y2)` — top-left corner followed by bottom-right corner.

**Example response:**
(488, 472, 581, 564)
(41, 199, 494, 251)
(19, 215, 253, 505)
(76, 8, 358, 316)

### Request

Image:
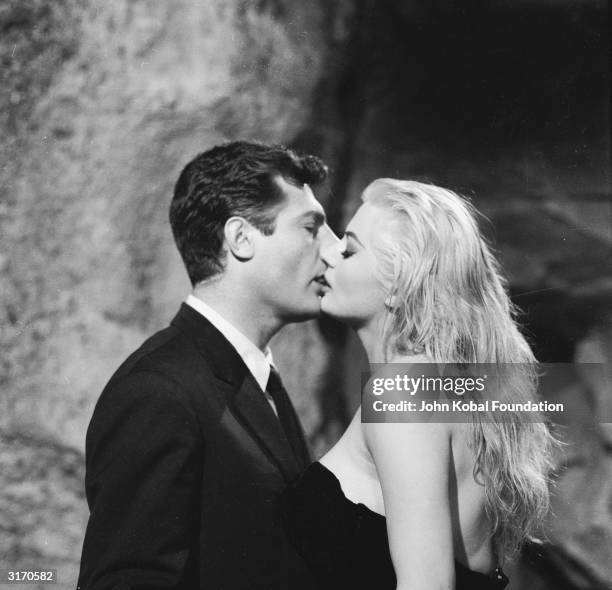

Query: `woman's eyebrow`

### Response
(344, 230, 364, 247)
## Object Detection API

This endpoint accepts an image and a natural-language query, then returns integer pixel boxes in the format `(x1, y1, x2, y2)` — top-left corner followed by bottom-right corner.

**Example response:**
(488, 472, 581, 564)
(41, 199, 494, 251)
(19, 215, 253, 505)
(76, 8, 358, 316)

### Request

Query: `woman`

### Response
(281, 179, 556, 590)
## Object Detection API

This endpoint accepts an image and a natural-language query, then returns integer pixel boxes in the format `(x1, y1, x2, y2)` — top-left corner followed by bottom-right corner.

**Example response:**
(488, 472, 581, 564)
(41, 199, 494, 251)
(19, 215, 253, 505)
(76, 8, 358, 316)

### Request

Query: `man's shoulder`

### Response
(111, 324, 201, 382)
(88, 321, 228, 433)
(99, 322, 220, 408)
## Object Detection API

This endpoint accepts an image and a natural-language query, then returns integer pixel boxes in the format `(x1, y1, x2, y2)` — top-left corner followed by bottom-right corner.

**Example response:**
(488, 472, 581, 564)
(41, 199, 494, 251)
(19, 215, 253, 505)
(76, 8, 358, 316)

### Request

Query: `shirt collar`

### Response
(185, 294, 272, 391)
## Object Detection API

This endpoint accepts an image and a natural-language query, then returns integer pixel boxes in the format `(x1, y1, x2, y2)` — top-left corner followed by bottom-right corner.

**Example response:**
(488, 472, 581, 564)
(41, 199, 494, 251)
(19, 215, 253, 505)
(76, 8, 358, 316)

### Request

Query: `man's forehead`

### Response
(275, 176, 326, 217)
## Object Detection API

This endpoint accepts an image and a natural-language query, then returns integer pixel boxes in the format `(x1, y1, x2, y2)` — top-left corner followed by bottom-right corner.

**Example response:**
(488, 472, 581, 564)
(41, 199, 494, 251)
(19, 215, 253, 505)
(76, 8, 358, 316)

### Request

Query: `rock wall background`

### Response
(1, 0, 610, 588)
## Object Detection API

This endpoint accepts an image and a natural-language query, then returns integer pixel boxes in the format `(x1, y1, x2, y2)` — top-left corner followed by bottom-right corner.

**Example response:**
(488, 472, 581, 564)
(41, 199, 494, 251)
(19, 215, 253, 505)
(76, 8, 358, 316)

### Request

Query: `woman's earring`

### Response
(384, 294, 397, 311)
(407, 342, 426, 354)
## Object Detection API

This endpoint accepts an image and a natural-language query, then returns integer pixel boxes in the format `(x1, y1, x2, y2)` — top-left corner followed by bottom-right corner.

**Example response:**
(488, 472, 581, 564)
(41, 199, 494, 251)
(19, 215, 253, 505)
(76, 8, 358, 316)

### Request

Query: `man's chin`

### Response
(282, 301, 323, 323)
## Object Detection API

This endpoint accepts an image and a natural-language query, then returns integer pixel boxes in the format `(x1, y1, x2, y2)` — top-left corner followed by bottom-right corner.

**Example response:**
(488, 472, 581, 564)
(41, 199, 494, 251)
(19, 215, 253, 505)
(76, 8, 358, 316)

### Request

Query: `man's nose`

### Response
(319, 223, 342, 267)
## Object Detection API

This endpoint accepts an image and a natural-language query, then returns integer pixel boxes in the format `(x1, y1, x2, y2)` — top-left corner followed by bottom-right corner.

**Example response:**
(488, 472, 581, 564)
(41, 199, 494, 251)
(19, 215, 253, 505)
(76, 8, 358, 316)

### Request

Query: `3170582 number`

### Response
(0, 569, 57, 584)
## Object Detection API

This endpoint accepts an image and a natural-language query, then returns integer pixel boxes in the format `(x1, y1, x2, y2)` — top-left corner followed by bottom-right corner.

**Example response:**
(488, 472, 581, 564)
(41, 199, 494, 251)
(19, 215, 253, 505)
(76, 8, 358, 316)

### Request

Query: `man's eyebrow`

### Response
(344, 230, 363, 247)
(298, 210, 326, 225)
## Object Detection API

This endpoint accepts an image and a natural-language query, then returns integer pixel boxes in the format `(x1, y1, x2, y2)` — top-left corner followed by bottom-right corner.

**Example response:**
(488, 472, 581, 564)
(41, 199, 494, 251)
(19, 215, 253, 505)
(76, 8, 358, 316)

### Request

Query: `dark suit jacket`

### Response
(77, 303, 316, 590)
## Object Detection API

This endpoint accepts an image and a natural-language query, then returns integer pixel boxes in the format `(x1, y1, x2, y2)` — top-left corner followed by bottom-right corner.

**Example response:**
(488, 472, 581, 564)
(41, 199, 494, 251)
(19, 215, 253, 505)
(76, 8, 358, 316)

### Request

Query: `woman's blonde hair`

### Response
(363, 178, 556, 558)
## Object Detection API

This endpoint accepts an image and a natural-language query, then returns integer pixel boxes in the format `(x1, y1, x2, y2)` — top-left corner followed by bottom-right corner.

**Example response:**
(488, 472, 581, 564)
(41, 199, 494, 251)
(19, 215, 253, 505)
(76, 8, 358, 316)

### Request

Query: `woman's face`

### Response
(321, 201, 391, 327)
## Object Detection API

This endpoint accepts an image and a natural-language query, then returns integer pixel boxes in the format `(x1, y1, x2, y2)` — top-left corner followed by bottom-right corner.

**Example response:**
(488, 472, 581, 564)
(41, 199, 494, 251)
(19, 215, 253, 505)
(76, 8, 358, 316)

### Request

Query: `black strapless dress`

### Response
(280, 462, 509, 590)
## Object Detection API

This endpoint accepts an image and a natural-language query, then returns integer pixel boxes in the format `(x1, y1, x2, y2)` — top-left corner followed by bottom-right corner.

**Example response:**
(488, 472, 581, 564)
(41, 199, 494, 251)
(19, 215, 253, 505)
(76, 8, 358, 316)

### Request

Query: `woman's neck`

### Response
(356, 313, 432, 365)
(355, 314, 387, 363)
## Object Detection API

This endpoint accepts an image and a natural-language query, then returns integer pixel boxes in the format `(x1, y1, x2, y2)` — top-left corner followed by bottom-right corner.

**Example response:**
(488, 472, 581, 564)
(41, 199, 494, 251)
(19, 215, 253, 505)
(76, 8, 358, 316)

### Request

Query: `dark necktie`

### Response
(266, 367, 311, 469)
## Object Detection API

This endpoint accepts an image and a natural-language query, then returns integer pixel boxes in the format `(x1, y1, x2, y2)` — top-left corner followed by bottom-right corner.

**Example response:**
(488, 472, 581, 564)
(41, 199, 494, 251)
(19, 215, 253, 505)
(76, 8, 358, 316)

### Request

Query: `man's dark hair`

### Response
(170, 140, 328, 286)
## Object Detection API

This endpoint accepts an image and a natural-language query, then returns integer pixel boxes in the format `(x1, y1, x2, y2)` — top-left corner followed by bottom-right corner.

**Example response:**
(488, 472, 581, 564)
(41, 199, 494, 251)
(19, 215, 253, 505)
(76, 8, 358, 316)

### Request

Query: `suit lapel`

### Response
(171, 303, 303, 483)
(231, 374, 302, 482)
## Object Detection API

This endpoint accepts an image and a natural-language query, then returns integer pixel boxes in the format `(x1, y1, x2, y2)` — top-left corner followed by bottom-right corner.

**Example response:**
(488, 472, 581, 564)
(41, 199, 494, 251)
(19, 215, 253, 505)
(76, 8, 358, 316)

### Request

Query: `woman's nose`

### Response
(319, 224, 342, 267)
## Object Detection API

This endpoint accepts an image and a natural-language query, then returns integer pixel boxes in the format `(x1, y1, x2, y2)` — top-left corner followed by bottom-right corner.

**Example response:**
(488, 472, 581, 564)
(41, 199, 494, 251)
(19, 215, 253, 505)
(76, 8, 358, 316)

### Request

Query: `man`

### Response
(77, 141, 336, 590)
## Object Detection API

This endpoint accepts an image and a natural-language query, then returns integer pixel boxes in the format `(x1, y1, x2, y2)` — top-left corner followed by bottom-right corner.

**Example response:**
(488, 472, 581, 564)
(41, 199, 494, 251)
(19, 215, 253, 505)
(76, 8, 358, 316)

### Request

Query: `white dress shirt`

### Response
(185, 294, 277, 414)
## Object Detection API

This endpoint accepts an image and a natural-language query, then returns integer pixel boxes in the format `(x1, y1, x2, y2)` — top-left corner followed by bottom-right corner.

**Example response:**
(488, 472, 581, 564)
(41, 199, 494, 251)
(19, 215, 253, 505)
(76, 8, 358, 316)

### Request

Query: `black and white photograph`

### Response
(1, 1, 610, 589)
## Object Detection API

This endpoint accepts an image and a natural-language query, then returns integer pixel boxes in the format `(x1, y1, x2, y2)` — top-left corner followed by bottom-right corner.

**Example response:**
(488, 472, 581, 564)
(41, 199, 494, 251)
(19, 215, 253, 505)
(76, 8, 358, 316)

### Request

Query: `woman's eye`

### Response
(341, 249, 354, 259)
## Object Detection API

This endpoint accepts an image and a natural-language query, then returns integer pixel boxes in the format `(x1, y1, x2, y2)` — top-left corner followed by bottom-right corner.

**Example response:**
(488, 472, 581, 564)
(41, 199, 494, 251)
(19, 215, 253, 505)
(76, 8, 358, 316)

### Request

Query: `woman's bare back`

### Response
(320, 406, 496, 574)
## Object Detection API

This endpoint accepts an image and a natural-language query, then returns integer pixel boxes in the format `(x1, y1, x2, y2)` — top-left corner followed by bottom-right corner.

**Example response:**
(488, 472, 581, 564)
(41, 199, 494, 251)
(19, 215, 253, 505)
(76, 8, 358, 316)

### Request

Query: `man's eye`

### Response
(305, 226, 319, 236)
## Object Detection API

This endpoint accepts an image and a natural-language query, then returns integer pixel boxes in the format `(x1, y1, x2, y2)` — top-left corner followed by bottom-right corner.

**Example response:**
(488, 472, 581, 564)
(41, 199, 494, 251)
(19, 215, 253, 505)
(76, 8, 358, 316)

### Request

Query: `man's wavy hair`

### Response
(363, 178, 557, 559)
(170, 141, 328, 286)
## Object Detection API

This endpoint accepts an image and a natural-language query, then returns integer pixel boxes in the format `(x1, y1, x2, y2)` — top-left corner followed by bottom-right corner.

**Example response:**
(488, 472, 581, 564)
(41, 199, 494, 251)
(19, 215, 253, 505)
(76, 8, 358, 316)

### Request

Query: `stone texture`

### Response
(0, 434, 86, 589)
(1, 1, 352, 583)
(1, 0, 347, 451)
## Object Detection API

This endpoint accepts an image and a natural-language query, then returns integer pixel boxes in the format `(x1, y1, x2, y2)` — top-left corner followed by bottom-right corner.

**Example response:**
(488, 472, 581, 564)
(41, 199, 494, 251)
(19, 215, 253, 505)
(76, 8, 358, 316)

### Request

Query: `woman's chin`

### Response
(320, 293, 338, 317)
(320, 293, 348, 322)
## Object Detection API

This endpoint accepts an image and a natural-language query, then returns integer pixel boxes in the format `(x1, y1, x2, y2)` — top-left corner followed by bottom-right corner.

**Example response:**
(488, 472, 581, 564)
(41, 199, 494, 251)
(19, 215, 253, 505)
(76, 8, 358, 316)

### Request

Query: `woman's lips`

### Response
(313, 274, 330, 296)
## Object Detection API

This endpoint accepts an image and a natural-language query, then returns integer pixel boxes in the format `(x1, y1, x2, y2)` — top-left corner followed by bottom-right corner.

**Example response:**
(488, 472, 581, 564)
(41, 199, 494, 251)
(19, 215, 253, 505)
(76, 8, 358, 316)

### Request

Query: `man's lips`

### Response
(313, 275, 330, 296)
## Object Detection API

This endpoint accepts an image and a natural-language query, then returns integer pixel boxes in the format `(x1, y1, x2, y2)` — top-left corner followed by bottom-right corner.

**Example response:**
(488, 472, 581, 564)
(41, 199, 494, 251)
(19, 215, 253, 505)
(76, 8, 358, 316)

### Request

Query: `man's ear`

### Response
(224, 217, 255, 261)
